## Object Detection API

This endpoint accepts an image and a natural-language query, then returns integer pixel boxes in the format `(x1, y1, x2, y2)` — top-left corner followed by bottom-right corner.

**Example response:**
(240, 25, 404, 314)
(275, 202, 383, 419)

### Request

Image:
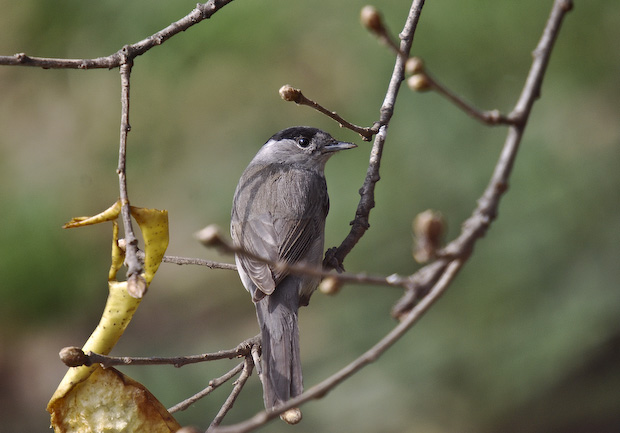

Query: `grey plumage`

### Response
(230, 126, 355, 412)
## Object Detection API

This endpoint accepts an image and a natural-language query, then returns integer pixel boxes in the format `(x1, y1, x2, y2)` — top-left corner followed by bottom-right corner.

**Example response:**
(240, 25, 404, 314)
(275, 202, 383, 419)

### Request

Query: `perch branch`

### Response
(196, 225, 411, 291)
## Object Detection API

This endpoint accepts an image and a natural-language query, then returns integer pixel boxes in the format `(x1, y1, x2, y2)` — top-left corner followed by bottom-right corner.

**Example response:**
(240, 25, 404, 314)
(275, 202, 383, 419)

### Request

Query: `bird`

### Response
(230, 126, 356, 422)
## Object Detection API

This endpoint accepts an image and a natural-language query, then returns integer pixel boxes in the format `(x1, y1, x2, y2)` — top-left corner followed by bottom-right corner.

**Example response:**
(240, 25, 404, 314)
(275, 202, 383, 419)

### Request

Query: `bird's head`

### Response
(255, 126, 356, 170)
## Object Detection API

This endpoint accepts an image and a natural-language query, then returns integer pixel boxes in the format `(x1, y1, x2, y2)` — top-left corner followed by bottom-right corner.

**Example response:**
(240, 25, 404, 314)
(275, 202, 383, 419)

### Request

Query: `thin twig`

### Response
(163, 254, 237, 270)
(197, 225, 410, 290)
(116, 55, 148, 298)
(0, 0, 236, 70)
(392, 0, 574, 317)
(169, 361, 246, 414)
(361, 5, 408, 59)
(209, 357, 255, 428)
(65, 335, 261, 368)
(423, 72, 515, 125)
(324, 1, 426, 272)
(279, 85, 377, 141)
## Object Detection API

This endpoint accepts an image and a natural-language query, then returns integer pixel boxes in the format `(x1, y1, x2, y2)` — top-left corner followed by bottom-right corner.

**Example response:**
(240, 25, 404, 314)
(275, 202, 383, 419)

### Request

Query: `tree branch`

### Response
(393, 0, 574, 317)
(58, 335, 261, 369)
(324, 0, 426, 272)
(279, 85, 377, 141)
(0, 0, 235, 70)
(169, 362, 246, 414)
(209, 357, 255, 428)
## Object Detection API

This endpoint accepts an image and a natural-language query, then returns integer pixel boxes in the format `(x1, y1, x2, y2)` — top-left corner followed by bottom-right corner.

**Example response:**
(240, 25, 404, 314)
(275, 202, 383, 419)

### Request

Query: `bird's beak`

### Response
(323, 140, 357, 153)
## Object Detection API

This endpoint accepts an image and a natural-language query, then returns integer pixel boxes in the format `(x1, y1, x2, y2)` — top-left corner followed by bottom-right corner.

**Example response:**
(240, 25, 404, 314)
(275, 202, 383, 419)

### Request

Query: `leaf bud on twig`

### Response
(59, 346, 90, 367)
(319, 276, 343, 295)
(279, 85, 302, 103)
(407, 73, 431, 92)
(405, 56, 425, 75)
(413, 210, 446, 263)
(360, 5, 385, 35)
(280, 407, 302, 425)
(195, 224, 225, 247)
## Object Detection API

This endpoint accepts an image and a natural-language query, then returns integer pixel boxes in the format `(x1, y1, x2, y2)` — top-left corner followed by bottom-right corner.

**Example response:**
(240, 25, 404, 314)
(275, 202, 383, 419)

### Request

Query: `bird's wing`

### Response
(231, 210, 278, 299)
(271, 168, 328, 284)
(231, 165, 328, 300)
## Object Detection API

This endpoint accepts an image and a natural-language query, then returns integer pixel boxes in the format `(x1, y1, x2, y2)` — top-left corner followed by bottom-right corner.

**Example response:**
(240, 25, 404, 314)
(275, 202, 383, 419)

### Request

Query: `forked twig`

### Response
(169, 362, 245, 414)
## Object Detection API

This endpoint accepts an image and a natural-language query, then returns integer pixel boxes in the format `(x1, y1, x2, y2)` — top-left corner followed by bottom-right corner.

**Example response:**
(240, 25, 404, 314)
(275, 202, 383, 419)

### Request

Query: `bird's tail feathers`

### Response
(255, 283, 303, 411)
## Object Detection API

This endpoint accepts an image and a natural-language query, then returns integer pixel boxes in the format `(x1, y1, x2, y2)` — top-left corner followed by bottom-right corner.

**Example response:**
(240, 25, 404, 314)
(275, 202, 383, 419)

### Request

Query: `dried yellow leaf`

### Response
(49, 367, 180, 433)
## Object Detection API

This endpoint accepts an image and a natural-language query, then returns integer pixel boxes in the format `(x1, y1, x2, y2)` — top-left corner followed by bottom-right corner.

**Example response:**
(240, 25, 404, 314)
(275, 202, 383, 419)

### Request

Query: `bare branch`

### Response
(115, 57, 148, 298)
(59, 335, 260, 369)
(169, 362, 246, 414)
(0, 0, 236, 70)
(410, 70, 515, 125)
(196, 225, 410, 291)
(279, 85, 377, 141)
(138, 250, 237, 271)
(360, 5, 407, 59)
(209, 357, 255, 428)
(324, 0, 426, 272)
(393, 0, 574, 317)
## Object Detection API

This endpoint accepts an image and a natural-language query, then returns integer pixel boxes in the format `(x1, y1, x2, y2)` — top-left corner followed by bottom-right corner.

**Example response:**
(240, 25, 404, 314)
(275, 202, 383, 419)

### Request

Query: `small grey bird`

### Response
(231, 126, 356, 417)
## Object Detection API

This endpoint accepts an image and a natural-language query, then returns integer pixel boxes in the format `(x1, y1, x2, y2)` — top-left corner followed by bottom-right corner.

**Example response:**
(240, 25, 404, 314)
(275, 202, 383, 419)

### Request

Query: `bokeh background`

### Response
(1, 0, 619, 432)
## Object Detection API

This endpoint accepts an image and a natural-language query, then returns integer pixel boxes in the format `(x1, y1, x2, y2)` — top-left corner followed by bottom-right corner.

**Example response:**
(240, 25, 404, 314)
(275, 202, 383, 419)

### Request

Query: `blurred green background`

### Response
(1, 0, 619, 432)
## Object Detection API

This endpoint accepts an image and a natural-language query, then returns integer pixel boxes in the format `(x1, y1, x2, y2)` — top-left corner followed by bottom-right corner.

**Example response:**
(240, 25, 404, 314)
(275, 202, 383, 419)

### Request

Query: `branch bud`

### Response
(360, 5, 385, 35)
(59, 346, 90, 367)
(279, 85, 302, 103)
(127, 273, 148, 298)
(195, 224, 225, 248)
(407, 74, 431, 92)
(405, 56, 425, 75)
(280, 407, 302, 425)
(319, 276, 342, 296)
(413, 210, 445, 263)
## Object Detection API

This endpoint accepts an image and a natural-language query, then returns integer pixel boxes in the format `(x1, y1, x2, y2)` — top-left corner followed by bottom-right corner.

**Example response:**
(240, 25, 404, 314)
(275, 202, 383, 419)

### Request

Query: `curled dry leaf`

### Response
(49, 202, 170, 432)
(49, 367, 180, 433)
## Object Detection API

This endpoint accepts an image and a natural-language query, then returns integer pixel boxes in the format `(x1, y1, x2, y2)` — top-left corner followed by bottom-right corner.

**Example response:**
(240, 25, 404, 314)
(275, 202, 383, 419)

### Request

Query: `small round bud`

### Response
(127, 273, 147, 299)
(413, 210, 446, 263)
(279, 85, 302, 103)
(319, 276, 342, 296)
(195, 224, 224, 247)
(405, 56, 425, 75)
(360, 5, 384, 35)
(280, 407, 302, 425)
(407, 74, 431, 92)
(59, 346, 90, 367)
(117, 238, 127, 251)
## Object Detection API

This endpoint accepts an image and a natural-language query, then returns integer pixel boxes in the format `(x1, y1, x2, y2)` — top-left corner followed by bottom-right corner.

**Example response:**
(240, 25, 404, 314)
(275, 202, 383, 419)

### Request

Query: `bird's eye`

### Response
(297, 137, 310, 148)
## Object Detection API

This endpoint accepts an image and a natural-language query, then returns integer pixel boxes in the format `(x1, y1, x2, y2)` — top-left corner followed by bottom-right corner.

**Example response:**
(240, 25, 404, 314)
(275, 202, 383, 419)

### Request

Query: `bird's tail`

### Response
(254, 279, 303, 415)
